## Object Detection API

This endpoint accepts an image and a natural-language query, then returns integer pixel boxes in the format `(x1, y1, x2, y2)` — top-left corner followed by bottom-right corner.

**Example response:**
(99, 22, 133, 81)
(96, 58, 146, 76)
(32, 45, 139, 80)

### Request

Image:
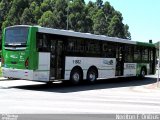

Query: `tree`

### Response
(93, 9, 108, 35)
(107, 12, 125, 38)
(0, 0, 12, 29)
(20, 8, 35, 25)
(32, 2, 43, 23)
(96, 0, 103, 9)
(102, 1, 114, 24)
(28, 0, 43, 5)
(2, 0, 29, 28)
(103, 2, 114, 16)
(38, 11, 58, 28)
(0, 0, 131, 40)
(124, 24, 131, 40)
(40, 0, 55, 12)
(68, 0, 86, 32)
(84, 1, 97, 33)
(53, 0, 67, 29)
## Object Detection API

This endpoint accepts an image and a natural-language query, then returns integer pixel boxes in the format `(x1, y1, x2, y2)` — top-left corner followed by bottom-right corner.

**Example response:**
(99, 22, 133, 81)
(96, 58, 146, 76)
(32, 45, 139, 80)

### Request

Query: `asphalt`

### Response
(0, 76, 160, 92)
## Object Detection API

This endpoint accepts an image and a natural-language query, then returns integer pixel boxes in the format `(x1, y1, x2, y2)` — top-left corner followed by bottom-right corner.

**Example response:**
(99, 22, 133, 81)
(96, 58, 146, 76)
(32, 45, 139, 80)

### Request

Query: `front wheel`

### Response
(140, 68, 146, 79)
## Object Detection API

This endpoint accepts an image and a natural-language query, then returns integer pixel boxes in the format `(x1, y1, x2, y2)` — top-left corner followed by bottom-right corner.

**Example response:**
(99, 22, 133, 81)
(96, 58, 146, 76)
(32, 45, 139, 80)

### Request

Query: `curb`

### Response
(0, 77, 8, 81)
(132, 84, 160, 93)
(144, 83, 160, 90)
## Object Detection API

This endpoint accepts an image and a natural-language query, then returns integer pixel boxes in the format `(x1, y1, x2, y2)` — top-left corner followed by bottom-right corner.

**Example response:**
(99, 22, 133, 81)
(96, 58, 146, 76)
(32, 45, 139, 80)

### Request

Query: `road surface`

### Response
(0, 76, 160, 114)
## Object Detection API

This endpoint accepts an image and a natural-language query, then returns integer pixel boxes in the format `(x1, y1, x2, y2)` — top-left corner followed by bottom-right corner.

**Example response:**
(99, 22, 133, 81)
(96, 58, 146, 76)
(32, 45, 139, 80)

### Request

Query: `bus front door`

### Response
(50, 40, 63, 79)
(116, 45, 124, 76)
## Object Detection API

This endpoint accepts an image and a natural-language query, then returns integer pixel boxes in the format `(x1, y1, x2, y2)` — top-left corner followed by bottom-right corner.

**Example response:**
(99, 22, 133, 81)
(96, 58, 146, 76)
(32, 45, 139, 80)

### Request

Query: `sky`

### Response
(85, 0, 160, 43)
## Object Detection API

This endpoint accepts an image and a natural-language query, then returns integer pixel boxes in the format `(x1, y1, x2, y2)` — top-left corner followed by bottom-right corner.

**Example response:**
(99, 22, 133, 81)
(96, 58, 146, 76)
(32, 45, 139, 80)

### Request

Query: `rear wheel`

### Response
(87, 68, 98, 84)
(70, 68, 82, 85)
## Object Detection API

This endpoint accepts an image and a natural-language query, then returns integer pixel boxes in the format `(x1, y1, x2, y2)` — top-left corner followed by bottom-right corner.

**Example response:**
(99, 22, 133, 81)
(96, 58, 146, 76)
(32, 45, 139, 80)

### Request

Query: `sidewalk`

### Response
(0, 77, 8, 81)
(144, 82, 160, 89)
(132, 82, 160, 93)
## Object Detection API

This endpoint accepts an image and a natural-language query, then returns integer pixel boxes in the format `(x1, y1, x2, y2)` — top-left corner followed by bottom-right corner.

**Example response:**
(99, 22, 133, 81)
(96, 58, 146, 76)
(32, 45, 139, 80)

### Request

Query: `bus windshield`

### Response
(5, 27, 29, 46)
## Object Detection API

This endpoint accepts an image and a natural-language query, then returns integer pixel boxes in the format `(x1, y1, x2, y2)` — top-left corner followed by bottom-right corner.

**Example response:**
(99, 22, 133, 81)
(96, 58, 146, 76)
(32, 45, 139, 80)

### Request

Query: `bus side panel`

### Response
(33, 52, 50, 81)
(64, 57, 116, 80)
(28, 27, 39, 70)
(1, 29, 5, 64)
(123, 63, 137, 76)
(37, 52, 50, 71)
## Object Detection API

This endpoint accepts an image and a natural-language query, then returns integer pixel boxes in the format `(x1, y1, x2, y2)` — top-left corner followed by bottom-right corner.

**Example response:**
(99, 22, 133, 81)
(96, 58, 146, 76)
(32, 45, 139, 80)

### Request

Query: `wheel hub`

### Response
(73, 73, 80, 82)
(89, 73, 96, 81)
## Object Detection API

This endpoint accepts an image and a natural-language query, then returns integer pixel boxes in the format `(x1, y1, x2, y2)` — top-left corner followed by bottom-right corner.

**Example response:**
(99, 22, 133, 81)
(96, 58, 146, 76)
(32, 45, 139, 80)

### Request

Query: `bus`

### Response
(1, 25, 156, 84)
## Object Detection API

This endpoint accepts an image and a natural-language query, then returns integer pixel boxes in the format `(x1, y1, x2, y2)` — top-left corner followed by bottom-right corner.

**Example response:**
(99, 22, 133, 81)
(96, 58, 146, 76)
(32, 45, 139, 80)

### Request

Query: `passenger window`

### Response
(37, 33, 50, 52)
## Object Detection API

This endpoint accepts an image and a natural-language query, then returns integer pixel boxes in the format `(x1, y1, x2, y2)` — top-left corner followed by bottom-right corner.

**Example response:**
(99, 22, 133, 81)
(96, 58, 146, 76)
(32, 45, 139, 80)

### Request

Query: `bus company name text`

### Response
(116, 114, 160, 120)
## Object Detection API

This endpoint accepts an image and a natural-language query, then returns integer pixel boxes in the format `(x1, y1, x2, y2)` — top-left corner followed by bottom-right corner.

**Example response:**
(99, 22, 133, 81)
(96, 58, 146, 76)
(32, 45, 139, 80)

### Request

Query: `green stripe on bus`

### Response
(136, 42, 155, 47)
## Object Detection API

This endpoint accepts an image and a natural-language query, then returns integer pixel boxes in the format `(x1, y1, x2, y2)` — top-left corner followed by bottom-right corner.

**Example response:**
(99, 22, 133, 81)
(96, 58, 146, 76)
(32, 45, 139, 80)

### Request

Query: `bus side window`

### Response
(124, 45, 133, 62)
(142, 48, 149, 62)
(36, 33, 43, 52)
(37, 33, 50, 52)
(134, 46, 141, 61)
(38, 38, 43, 51)
(102, 43, 116, 58)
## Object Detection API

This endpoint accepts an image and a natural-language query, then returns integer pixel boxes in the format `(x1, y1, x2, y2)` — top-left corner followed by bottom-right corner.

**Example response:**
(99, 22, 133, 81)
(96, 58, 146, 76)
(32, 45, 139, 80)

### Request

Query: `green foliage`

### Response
(93, 9, 108, 35)
(38, 11, 58, 28)
(0, 0, 12, 29)
(0, 0, 131, 43)
(54, 0, 67, 29)
(96, 0, 103, 9)
(20, 8, 34, 25)
(124, 24, 131, 40)
(108, 12, 125, 38)
(68, 0, 86, 32)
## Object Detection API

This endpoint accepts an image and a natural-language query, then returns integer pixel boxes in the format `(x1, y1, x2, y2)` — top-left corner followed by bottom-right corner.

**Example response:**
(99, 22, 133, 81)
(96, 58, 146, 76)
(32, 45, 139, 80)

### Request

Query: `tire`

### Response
(140, 67, 146, 79)
(70, 68, 82, 85)
(87, 68, 98, 84)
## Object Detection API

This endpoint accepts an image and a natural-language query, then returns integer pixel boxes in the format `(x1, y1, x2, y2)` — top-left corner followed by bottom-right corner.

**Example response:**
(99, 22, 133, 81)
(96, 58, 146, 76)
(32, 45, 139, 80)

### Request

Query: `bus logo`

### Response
(103, 59, 113, 65)
(10, 55, 18, 59)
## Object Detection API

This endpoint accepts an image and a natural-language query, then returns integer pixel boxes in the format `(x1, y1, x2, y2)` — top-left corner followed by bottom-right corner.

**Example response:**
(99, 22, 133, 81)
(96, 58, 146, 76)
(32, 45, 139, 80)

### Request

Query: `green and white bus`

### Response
(1, 25, 156, 84)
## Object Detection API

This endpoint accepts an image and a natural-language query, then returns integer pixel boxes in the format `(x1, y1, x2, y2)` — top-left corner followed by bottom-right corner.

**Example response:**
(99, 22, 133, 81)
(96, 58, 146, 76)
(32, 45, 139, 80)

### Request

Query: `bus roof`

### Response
(5, 25, 155, 47)
(38, 26, 137, 45)
(38, 26, 155, 47)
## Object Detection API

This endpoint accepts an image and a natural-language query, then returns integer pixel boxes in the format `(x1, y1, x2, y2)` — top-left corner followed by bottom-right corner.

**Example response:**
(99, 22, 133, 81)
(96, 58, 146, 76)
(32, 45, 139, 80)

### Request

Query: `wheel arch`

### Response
(141, 66, 147, 75)
(70, 66, 83, 80)
(138, 65, 147, 79)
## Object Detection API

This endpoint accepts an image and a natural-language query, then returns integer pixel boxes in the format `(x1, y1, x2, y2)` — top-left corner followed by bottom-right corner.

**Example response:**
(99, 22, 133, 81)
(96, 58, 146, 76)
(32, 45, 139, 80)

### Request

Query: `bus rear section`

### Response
(1, 25, 39, 80)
